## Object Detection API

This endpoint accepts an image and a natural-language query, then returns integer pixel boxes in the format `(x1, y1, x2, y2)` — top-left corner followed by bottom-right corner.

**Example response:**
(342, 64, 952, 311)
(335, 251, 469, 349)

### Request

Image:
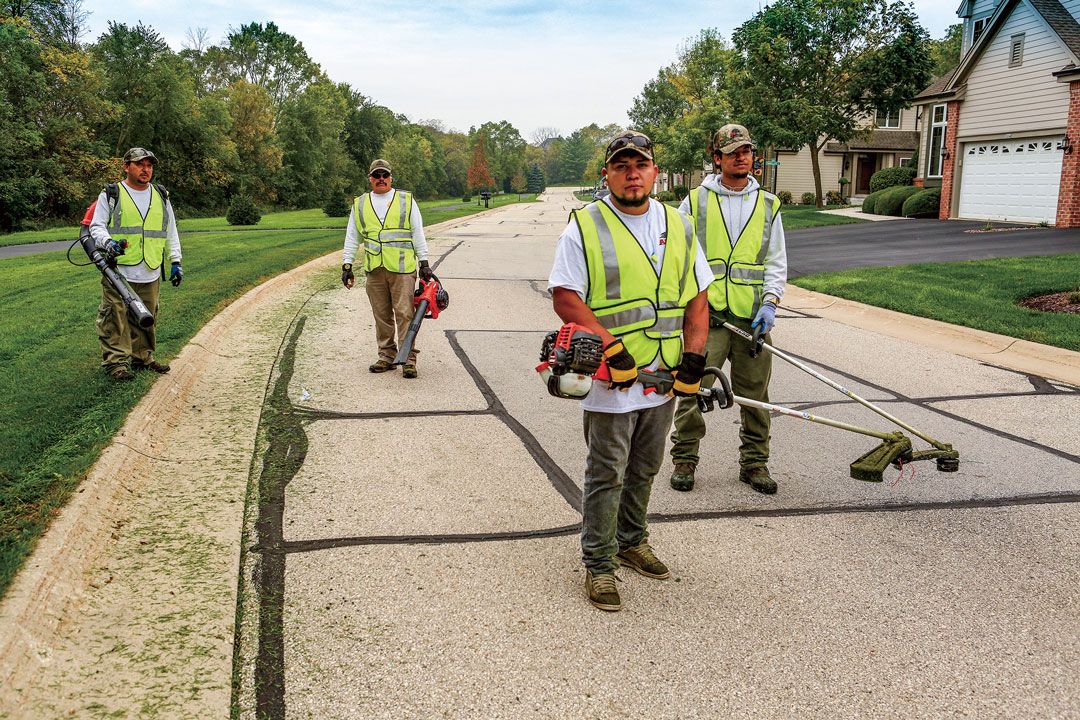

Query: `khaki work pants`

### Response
(96, 275, 160, 371)
(670, 314, 773, 471)
(365, 266, 418, 364)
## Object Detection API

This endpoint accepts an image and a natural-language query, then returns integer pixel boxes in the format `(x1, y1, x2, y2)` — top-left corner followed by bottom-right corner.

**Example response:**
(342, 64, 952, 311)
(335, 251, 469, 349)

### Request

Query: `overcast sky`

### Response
(85, 0, 960, 140)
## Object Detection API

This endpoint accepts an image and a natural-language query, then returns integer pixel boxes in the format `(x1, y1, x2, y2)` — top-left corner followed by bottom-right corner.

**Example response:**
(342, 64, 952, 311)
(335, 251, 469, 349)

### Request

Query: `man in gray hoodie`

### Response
(668, 124, 788, 494)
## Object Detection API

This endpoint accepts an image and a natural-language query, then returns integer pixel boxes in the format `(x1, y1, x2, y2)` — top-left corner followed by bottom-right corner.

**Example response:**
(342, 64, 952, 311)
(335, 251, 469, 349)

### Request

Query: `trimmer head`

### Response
(850, 432, 913, 482)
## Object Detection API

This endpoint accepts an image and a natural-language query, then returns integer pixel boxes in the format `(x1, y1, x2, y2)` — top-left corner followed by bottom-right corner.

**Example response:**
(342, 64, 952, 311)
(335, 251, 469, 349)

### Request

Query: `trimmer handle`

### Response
(749, 325, 765, 358)
(696, 366, 734, 413)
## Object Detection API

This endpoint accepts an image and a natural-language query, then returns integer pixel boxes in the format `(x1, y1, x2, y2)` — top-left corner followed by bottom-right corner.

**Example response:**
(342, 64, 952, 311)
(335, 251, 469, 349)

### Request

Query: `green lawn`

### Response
(792, 254, 1080, 351)
(781, 204, 865, 229)
(0, 193, 536, 598)
(0, 194, 537, 247)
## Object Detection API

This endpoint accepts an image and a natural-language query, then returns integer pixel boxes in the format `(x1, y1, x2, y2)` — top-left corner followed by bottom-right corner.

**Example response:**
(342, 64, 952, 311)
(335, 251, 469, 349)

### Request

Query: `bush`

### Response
(655, 190, 677, 202)
(861, 190, 884, 215)
(825, 190, 844, 206)
(875, 185, 923, 217)
(868, 166, 916, 193)
(672, 186, 689, 201)
(323, 193, 351, 218)
(901, 188, 941, 218)
(462, 194, 472, 202)
(777, 190, 793, 204)
(801, 192, 817, 205)
(226, 195, 261, 226)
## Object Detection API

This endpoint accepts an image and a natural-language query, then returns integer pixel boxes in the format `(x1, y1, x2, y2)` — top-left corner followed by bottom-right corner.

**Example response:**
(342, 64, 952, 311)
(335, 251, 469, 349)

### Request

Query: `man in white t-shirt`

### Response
(548, 131, 714, 612)
(342, 159, 431, 379)
(89, 147, 183, 381)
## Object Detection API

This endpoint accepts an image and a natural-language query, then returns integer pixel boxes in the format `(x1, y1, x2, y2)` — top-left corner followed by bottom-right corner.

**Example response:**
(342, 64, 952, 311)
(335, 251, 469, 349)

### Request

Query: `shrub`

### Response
(868, 166, 916, 193)
(777, 190, 793, 204)
(875, 185, 923, 217)
(655, 190, 676, 202)
(825, 190, 844, 206)
(861, 190, 884, 215)
(226, 195, 261, 226)
(901, 188, 941, 218)
(462, 194, 472, 202)
(672, 186, 689, 201)
(801, 192, 817, 205)
(323, 193, 351, 218)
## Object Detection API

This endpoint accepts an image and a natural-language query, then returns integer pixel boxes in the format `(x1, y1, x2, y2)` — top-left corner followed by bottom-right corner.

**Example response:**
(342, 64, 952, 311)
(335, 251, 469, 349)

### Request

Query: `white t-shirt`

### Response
(342, 188, 428, 267)
(88, 182, 182, 283)
(547, 197, 714, 414)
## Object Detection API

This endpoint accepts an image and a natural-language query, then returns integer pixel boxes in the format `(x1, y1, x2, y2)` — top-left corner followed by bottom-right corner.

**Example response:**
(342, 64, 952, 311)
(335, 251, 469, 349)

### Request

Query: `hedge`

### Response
(901, 188, 941, 218)
(875, 185, 923, 217)
(861, 190, 885, 215)
(868, 166, 916, 193)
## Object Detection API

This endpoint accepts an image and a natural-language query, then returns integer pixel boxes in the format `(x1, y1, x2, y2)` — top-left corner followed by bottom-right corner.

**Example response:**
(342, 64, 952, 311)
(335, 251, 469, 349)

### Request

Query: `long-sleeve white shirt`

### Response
(342, 188, 428, 267)
(89, 182, 182, 284)
(678, 174, 787, 304)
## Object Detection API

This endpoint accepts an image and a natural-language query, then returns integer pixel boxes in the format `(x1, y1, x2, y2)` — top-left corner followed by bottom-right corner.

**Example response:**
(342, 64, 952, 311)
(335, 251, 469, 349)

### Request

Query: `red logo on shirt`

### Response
(659, 233, 667, 245)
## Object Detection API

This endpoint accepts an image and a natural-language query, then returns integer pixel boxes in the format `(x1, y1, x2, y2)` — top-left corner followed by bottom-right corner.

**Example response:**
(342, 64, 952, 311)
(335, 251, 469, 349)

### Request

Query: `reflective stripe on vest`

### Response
(109, 184, 167, 269)
(354, 190, 416, 274)
(690, 186, 779, 320)
(575, 201, 698, 369)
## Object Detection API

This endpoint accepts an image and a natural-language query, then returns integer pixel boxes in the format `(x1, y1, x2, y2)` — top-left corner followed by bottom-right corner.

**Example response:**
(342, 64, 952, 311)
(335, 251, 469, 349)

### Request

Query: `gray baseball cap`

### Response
(712, 124, 754, 154)
(123, 147, 157, 164)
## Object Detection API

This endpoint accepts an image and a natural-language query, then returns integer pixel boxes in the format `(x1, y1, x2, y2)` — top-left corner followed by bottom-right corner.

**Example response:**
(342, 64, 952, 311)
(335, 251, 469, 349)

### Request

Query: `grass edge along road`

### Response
(0, 195, 536, 599)
(792, 253, 1080, 352)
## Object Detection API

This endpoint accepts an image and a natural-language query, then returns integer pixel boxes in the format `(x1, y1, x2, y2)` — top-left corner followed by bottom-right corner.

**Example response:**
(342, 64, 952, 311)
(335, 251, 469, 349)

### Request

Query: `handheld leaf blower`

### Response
(74, 201, 155, 329)
(392, 274, 449, 366)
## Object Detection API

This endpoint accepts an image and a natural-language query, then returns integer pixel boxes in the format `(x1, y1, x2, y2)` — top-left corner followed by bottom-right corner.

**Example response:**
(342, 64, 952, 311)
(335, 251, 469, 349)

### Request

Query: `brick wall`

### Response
(938, 101, 961, 220)
(1056, 81, 1080, 228)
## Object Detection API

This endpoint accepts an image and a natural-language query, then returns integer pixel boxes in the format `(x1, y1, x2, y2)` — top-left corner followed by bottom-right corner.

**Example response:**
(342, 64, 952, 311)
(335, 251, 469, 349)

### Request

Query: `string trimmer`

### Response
(723, 321, 960, 480)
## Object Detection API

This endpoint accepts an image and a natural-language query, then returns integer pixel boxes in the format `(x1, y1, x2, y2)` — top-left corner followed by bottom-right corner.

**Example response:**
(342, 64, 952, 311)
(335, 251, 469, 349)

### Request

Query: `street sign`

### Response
(765, 160, 781, 166)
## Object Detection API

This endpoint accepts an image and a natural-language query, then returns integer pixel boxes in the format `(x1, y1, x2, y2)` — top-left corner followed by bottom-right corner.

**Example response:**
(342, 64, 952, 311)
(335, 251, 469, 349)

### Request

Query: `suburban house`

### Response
(912, 0, 1080, 226)
(769, 111, 920, 201)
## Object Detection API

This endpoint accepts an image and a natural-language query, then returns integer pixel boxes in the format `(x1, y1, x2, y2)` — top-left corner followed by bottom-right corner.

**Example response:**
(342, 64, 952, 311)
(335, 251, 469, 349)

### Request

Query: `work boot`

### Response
(369, 358, 394, 373)
(402, 364, 418, 379)
(740, 466, 777, 495)
(133, 359, 170, 374)
(670, 462, 696, 491)
(585, 571, 622, 612)
(616, 542, 671, 579)
(109, 366, 134, 381)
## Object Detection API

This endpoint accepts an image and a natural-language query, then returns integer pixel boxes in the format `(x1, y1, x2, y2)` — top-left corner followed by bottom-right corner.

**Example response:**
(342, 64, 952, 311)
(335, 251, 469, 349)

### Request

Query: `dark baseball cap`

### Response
(123, 147, 157, 164)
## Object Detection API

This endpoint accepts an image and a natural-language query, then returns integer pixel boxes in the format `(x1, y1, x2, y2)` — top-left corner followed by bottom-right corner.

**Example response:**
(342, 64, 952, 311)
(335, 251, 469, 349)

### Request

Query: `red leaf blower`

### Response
(392, 274, 449, 366)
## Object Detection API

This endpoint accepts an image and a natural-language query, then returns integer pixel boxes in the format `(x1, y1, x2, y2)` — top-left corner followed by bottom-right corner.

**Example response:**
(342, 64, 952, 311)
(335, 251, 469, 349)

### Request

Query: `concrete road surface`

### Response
(2, 187, 1078, 719)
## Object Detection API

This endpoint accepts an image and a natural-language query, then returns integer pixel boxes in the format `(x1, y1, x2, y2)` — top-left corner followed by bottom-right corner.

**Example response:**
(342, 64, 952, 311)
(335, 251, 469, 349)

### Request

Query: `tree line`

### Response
(0, 2, 625, 231)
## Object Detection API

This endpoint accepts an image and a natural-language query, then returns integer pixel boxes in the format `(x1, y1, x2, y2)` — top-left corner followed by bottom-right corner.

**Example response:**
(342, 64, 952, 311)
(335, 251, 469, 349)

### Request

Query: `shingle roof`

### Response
(913, 70, 958, 101)
(1028, 0, 1080, 60)
(825, 131, 920, 153)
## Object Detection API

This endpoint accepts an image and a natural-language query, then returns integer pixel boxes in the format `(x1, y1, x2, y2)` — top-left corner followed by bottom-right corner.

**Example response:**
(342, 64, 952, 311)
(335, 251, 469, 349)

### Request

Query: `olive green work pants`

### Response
(669, 314, 773, 470)
(96, 275, 160, 372)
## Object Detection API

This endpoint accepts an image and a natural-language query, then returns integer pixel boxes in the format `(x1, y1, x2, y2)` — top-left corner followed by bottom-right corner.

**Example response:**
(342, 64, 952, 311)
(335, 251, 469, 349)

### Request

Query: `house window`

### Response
(899, 157, 913, 167)
(928, 104, 948, 178)
(876, 109, 901, 129)
(972, 17, 988, 45)
(1009, 33, 1025, 67)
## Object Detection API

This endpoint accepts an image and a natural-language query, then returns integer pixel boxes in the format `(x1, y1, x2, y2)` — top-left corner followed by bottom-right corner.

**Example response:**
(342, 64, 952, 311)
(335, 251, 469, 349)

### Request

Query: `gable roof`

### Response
(913, 69, 961, 102)
(946, 0, 1080, 90)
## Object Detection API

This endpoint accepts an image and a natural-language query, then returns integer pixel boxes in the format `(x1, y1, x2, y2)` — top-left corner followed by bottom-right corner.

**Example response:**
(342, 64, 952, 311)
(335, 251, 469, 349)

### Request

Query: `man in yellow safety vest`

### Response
(668, 124, 788, 495)
(548, 131, 714, 612)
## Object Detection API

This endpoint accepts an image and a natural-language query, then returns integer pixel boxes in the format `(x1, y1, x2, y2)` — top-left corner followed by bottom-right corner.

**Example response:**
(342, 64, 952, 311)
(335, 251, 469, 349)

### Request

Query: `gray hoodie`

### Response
(678, 174, 787, 304)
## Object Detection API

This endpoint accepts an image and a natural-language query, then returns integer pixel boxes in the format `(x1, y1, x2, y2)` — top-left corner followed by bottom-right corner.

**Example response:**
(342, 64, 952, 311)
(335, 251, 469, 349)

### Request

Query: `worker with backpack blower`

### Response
(668, 125, 788, 495)
(548, 131, 714, 612)
(88, 147, 183, 382)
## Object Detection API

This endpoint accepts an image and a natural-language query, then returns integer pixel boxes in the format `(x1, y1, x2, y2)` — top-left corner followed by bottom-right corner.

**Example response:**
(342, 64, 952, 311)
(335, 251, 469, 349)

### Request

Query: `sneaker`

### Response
(585, 571, 622, 611)
(616, 542, 671, 579)
(740, 466, 777, 495)
(402, 364, 418, 379)
(670, 462, 696, 491)
(109, 366, 134, 381)
(133, 359, 170, 374)
(369, 358, 394, 373)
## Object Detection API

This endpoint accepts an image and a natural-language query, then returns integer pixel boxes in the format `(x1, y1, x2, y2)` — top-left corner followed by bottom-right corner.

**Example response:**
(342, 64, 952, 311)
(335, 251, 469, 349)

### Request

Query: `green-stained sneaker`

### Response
(402, 364, 418, 379)
(585, 571, 622, 611)
(670, 462, 696, 491)
(616, 542, 671, 579)
(740, 466, 777, 495)
(369, 358, 394, 373)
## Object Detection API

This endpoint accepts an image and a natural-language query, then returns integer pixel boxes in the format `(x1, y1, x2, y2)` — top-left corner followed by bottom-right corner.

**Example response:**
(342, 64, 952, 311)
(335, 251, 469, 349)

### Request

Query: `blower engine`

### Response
(535, 323, 605, 399)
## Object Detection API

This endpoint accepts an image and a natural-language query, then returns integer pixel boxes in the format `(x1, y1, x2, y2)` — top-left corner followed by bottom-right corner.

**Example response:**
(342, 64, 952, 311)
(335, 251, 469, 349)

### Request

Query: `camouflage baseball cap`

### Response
(123, 147, 157, 164)
(604, 131, 654, 164)
(368, 159, 392, 175)
(712, 124, 754, 154)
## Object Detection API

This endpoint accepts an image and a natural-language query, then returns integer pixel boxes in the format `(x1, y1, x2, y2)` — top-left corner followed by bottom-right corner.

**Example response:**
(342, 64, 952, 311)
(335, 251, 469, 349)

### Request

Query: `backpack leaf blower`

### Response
(392, 274, 449, 366)
(74, 201, 155, 329)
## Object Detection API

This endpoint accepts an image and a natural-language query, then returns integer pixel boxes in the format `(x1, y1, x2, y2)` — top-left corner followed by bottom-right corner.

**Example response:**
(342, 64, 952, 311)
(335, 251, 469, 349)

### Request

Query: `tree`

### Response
(275, 79, 348, 207)
(929, 23, 962, 77)
(530, 126, 560, 146)
(474, 120, 526, 192)
(732, 0, 932, 207)
(558, 128, 597, 184)
(224, 22, 321, 116)
(466, 133, 493, 193)
(526, 163, 546, 193)
(226, 80, 282, 201)
(509, 169, 527, 194)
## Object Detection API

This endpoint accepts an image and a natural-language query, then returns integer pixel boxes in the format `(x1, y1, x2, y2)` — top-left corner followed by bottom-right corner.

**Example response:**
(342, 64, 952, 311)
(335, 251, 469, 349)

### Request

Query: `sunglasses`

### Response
(370, 171, 391, 179)
(606, 133, 653, 157)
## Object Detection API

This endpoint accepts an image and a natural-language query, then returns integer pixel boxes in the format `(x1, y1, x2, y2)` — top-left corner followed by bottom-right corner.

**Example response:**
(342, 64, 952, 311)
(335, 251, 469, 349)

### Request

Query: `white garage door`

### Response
(957, 137, 1064, 224)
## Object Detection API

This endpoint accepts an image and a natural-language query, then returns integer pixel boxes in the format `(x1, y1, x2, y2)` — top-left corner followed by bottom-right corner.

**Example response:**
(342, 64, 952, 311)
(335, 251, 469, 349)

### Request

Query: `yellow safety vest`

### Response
(688, 186, 780, 319)
(354, 190, 416, 274)
(108, 184, 168, 270)
(574, 201, 699, 369)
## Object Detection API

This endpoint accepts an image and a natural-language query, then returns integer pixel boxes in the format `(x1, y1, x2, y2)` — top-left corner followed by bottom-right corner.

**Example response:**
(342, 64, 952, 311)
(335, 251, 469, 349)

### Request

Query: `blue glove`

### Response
(99, 238, 125, 266)
(752, 302, 776, 334)
(170, 262, 183, 287)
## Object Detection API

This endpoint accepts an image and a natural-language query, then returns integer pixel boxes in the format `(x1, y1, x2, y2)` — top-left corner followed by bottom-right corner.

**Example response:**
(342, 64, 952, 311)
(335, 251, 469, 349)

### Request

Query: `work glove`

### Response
(98, 238, 126, 267)
(418, 259, 434, 282)
(752, 302, 777, 335)
(672, 352, 706, 397)
(342, 263, 355, 289)
(602, 339, 638, 391)
(169, 262, 183, 287)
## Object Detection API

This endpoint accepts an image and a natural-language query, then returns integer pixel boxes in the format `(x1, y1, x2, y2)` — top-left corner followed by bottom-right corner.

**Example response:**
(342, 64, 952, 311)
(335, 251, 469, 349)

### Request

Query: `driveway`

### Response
(787, 219, 1080, 277)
